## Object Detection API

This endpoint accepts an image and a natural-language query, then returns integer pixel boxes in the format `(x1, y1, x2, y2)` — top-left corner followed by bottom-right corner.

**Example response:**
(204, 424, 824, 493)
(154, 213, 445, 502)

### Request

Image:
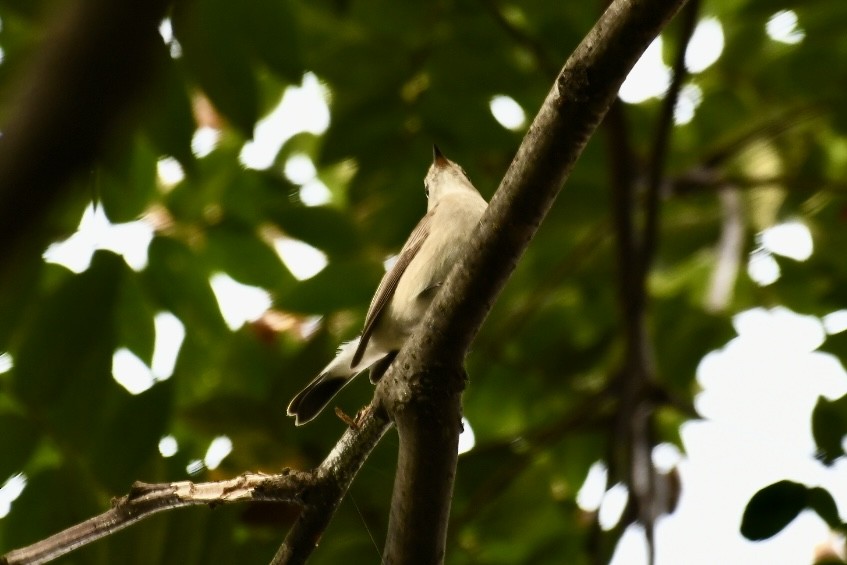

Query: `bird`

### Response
(287, 146, 488, 425)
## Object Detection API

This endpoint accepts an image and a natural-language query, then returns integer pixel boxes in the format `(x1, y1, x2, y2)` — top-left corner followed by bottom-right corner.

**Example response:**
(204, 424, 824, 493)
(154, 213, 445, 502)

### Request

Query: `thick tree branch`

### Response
(374, 0, 689, 562)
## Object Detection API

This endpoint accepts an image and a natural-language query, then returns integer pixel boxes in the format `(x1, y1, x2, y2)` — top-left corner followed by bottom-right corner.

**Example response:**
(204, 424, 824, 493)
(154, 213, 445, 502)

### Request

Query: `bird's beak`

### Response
(432, 144, 448, 166)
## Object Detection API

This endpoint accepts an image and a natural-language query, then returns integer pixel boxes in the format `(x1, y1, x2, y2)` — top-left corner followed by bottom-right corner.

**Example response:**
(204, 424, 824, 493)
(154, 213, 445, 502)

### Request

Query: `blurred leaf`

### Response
(741, 480, 808, 541)
(91, 380, 173, 493)
(807, 487, 843, 530)
(141, 45, 197, 168)
(172, 0, 259, 135)
(276, 259, 380, 314)
(11, 252, 123, 452)
(0, 411, 40, 479)
(203, 225, 293, 291)
(241, 0, 303, 82)
(272, 205, 361, 256)
(97, 138, 158, 223)
(812, 394, 847, 465)
(115, 266, 156, 365)
(142, 237, 228, 336)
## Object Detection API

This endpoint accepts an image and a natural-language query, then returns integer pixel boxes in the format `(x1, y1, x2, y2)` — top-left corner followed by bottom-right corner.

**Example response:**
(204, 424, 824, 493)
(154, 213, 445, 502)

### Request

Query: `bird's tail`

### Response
(287, 338, 362, 426)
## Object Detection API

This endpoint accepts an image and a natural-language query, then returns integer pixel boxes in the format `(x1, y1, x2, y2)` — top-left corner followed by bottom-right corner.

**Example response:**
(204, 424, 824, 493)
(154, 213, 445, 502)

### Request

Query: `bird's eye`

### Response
(424, 182, 430, 198)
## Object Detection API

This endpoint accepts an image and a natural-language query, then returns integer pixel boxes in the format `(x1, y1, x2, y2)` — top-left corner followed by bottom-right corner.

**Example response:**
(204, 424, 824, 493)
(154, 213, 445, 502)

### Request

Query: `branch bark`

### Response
(374, 0, 689, 562)
(1, 408, 390, 565)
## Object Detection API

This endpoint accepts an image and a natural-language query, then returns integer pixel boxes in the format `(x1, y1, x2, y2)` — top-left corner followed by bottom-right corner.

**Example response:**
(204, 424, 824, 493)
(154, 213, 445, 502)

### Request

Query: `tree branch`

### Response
(1, 409, 391, 565)
(374, 0, 689, 562)
(271, 407, 391, 565)
(641, 0, 699, 280)
(1, 472, 307, 565)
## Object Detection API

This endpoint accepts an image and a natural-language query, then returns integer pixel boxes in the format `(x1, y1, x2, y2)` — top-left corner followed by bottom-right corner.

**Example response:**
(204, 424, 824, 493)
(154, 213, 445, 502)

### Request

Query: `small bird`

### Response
(287, 146, 488, 425)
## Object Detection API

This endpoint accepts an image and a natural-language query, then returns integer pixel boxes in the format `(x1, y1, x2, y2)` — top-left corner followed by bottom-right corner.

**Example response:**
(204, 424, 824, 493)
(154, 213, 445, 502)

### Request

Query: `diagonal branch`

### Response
(374, 0, 690, 562)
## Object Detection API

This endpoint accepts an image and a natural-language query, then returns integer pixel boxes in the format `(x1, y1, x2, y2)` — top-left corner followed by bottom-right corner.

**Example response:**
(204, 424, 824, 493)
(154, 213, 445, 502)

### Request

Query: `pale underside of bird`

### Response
(286, 146, 488, 425)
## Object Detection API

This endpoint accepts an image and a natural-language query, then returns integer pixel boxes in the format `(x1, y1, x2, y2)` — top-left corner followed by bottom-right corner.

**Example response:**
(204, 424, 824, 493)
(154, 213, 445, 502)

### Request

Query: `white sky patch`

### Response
(599, 483, 629, 530)
(685, 17, 724, 74)
(767, 10, 805, 45)
(0, 474, 27, 519)
(284, 154, 317, 184)
(489, 95, 526, 131)
(760, 221, 813, 261)
(112, 348, 156, 394)
(151, 312, 185, 380)
(458, 417, 476, 455)
(0, 352, 12, 374)
(158, 18, 182, 58)
(112, 312, 185, 394)
(747, 248, 780, 286)
(204, 436, 233, 470)
(618, 305, 847, 565)
(240, 72, 330, 170)
(273, 238, 328, 280)
(823, 310, 847, 335)
(43, 203, 155, 273)
(652, 443, 682, 474)
(0, 47, 5, 66)
(157, 157, 185, 188)
(299, 179, 333, 207)
(619, 37, 671, 104)
(192, 126, 221, 158)
(158, 435, 179, 458)
(209, 273, 272, 330)
(610, 525, 650, 565)
(577, 461, 609, 512)
(673, 83, 703, 125)
(283, 154, 333, 206)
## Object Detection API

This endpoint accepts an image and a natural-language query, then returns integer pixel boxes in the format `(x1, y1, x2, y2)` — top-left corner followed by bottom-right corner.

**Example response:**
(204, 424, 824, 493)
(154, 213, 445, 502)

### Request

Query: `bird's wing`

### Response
(351, 206, 435, 367)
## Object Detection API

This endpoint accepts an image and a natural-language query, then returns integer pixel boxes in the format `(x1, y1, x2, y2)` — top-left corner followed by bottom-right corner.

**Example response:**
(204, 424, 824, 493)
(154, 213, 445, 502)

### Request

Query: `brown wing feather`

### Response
(351, 207, 435, 367)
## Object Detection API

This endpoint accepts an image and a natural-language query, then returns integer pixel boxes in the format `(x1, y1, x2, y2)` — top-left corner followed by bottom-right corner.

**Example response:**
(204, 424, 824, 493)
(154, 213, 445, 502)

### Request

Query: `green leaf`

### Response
(172, 0, 259, 136)
(97, 138, 158, 223)
(0, 411, 40, 479)
(141, 237, 228, 337)
(271, 205, 361, 256)
(91, 380, 173, 493)
(275, 259, 380, 314)
(115, 265, 156, 365)
(812, 394, 847, 465)
(741, 480, 808, 540)
(141, 44, 197, 168)
(203, 225, 294, 291)
(11, 252, 123, 452)
(806, 487, 842, 530)
(240, 0, 303, 82)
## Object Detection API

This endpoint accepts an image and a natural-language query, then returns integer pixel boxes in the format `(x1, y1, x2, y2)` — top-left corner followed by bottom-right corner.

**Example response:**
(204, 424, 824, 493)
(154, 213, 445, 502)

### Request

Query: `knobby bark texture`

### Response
(375, 0, 689, 563)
